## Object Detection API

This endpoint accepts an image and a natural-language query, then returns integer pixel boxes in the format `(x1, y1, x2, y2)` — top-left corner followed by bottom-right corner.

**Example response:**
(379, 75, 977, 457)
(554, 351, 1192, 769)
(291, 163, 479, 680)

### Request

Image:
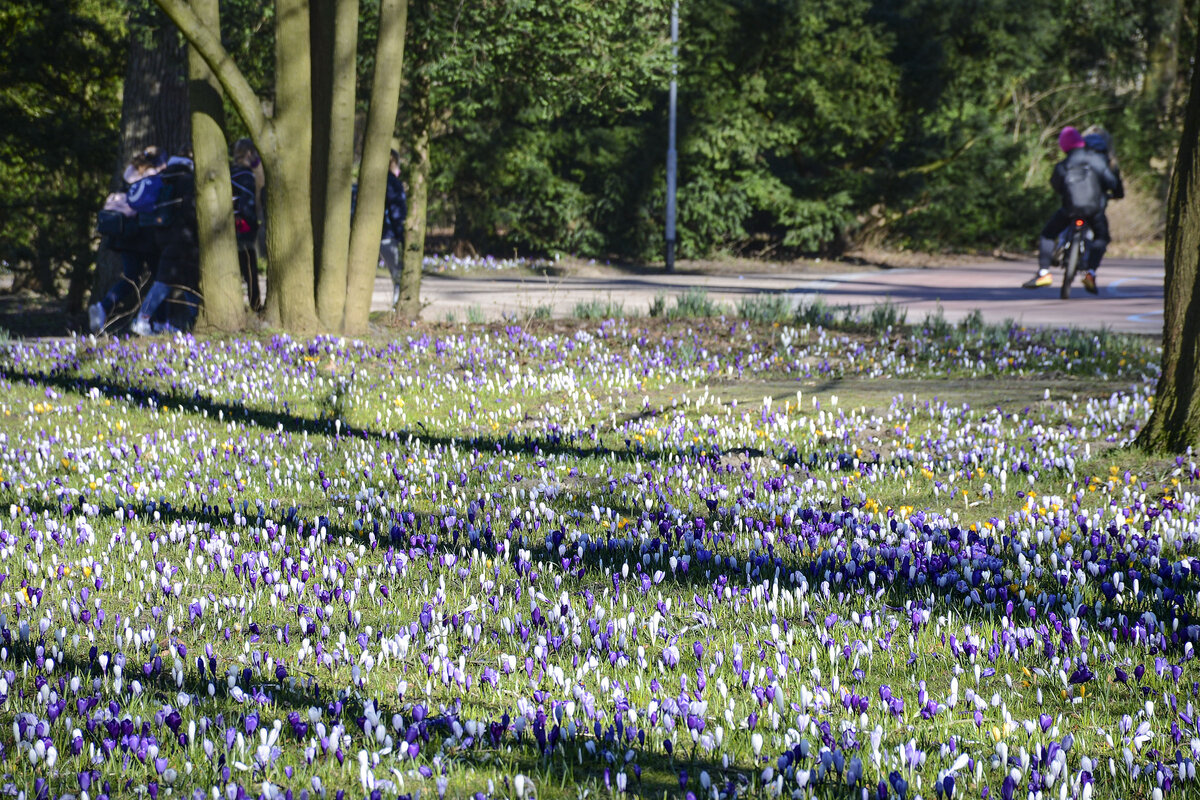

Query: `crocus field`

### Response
(0, 312, 1195, 800)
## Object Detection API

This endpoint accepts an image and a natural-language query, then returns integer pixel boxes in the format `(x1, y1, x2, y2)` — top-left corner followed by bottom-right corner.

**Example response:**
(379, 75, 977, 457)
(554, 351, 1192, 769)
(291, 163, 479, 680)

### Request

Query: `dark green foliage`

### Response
(672, 0, 898, 257)
(4, 0, 1193, 283)
(0, 0, 124, 296)
(430, 0, 1189, 261)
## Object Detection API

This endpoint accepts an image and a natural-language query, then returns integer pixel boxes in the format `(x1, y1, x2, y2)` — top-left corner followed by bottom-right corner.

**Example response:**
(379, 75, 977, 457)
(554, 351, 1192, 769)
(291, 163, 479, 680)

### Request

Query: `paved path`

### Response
(372, 256, 1165, 334)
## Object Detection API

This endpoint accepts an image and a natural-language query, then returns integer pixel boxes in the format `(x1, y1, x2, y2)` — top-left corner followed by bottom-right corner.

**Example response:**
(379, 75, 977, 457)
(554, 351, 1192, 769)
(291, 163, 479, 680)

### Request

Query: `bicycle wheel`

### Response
(1061, 236, 1079, 299)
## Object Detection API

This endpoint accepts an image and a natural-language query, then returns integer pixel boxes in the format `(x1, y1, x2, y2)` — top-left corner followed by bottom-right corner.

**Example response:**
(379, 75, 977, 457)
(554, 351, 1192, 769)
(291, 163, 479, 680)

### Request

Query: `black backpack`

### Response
(1062, 161, 1103, 218)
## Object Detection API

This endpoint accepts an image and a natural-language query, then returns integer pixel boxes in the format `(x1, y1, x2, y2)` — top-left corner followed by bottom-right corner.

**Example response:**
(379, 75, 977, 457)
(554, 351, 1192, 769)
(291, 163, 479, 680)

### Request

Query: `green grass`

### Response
(736, 293, 792, 324)
(0, 318, 1179, 799)
(669, 287, 724, 318)
(573, 297, 625, 320)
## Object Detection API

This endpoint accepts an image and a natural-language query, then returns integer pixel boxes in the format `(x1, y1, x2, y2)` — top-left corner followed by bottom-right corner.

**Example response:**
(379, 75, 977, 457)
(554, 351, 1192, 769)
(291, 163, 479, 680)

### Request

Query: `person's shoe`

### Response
(392, 284, 401, 310)
(88, 303, 106, 333)
(130, 316, 152, 337)
(1022, 270, 1052, 289)
(1082, 271, 1098, 294)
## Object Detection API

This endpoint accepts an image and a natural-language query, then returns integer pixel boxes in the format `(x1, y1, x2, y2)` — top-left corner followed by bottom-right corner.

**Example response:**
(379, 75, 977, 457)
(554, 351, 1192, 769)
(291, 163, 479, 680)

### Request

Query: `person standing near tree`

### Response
(381, 150, 407, 310)
(89, 147, 166, 333)
(350, 149, 407, 309)
(231, 138, 264, 311)
(129, 150, 199, 335)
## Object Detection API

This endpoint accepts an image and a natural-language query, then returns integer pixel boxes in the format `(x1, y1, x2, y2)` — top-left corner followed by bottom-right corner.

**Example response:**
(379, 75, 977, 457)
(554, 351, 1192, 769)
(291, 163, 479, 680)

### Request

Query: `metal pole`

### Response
(665, 1, 678, 271)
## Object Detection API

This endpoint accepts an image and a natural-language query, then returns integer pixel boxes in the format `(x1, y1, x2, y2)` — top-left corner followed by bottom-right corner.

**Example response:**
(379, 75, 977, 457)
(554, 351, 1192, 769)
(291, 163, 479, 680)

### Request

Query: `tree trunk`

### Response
(313, 0, 360, 330)
(128, 5, 191, 157)
(1135, 33, 1200, 452)
(92, 1, 189, 309)
(263, 0, 320, 332)
(398, 62, 431, 319)
(189, 0, 244, 332)
(309, 0, 333, 288)
(344, 0, 408, 334)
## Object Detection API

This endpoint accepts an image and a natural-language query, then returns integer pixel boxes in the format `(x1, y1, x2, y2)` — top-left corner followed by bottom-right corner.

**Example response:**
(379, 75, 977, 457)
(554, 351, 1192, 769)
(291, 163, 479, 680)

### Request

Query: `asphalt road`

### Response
(373, 256, 1165, 334)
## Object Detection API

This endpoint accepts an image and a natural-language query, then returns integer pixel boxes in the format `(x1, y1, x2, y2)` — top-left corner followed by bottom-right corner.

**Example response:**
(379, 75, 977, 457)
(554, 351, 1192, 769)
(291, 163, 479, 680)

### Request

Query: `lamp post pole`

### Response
(665, 0, 679, 271)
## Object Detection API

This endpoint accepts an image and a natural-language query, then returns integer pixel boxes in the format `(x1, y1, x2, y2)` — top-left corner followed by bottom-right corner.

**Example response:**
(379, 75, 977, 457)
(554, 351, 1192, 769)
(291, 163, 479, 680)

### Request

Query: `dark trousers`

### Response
(239, 247, 261, 310)
(381, 239, 402, 308)
(101, 250, 154, 314)
(165, 288, 202, 330)
(1038, 208, 1109, 272)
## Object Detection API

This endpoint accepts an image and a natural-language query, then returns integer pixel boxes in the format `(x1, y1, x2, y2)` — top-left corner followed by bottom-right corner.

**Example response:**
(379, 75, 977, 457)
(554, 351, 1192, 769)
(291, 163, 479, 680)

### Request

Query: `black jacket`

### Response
(350, 173, 407, 243)
(382, 173, 407, 243)
(230, 165, 259, 246)
(152, 158, 198, 287)
(1050, 148, 1120, 213)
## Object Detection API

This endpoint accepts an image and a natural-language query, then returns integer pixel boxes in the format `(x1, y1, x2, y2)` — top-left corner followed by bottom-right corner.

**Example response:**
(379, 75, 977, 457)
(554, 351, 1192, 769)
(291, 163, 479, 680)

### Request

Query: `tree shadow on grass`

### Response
(4, 364, 1199, 722)
(8, 355, 1200, 661)
(0, 362, 718, 469)
(3, 630, 878, 799)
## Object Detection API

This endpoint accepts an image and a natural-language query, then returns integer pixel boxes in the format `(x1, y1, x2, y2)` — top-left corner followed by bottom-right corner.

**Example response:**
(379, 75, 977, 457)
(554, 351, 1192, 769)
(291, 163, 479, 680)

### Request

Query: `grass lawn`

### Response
(0, 310, 1191, 800)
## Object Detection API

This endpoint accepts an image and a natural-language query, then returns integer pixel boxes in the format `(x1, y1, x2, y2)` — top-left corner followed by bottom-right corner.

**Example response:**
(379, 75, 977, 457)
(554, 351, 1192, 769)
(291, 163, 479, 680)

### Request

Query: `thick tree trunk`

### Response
(1135, 34, 1200, 452)
(263, 0, 320, 331)
(313, 0, 360, 330)
(189, 0, 244, 332)
(92, 2, 189, 309)
(309, 0, 333, 285)
(398, 64, 431, 320)
(127, 6, 191, 157)
(344, 0, 408, 334)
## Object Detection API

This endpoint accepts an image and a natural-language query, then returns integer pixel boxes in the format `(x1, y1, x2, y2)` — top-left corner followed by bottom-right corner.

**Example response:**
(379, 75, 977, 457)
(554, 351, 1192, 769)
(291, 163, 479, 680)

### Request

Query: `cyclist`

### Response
(1022, 126, 1121, 294)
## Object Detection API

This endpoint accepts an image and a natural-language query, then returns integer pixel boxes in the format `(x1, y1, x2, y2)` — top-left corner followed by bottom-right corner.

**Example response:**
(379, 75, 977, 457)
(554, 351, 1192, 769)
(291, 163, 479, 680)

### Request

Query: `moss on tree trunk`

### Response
(189, 0, 244, 332)
(344, 0, 408, 334)
(1136, 33, 1200, 452)
(312, 0, 359, 331)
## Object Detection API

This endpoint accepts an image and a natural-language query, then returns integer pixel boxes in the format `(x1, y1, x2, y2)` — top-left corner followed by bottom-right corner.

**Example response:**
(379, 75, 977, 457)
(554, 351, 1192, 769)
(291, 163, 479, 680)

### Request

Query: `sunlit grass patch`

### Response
(0, 319, 1188, 800)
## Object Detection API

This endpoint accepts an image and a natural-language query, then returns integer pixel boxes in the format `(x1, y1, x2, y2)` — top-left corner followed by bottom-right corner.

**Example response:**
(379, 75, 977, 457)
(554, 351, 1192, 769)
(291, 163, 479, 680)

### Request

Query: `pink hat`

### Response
(1058, 127, 1085, 153)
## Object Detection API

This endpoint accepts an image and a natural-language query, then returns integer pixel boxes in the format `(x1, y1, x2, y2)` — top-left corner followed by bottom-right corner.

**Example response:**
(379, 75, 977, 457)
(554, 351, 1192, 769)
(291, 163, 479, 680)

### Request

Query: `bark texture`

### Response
(398, 52, 430, 320)
(188, 0, 244, 332)
(344, 0, 408, 333)
(313, 0, 360, 330)
(92, 3, 189, 308)
(153, 0, 406, 333)
(1136, 33, 1200, 452)
(263, 0, 319, 331)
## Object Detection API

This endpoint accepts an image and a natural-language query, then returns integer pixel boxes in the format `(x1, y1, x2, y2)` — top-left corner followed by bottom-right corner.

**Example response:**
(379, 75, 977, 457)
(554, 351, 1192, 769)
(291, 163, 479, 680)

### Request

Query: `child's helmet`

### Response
(1082, 126, 1113, 156)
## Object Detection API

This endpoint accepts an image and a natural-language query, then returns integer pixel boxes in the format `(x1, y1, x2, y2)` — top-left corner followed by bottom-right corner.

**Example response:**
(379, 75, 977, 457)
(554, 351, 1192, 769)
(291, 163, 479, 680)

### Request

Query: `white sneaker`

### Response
(130, 316, 152, 336)
(88, 303, 106, 333)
